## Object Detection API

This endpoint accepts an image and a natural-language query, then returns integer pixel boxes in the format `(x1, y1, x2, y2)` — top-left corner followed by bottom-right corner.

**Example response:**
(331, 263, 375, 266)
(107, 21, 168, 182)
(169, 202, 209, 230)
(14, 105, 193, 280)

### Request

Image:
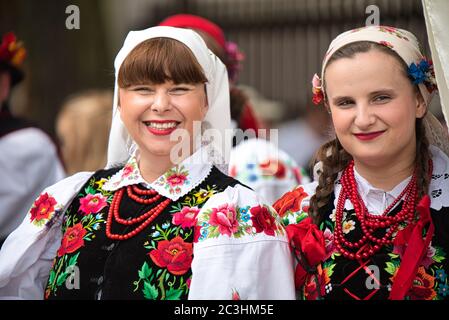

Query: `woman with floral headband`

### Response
(0, 26, 295, 299)
(274, 25, 449, 300)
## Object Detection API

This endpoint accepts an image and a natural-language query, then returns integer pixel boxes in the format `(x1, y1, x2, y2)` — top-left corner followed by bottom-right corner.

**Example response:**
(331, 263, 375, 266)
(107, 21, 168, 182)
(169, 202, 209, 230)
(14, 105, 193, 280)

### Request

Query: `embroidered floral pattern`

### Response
(198, 203, 284, 240)
(155, 165, 190, 194)
(259, 159, 286, 178)
(281, 184, 449, 300)
(250, 205, 278, 236)
(57, 223, 87, 257)
(29, 193, 58, 227)
(172, 206, 200, 229)
(273, 186, 309, 218)
(79, 193, 108, 215)
(46, 176, 110, 298)
(149, 236, 193, 275)
(379, 40, 394, 49)
(209, 203, 239, 237)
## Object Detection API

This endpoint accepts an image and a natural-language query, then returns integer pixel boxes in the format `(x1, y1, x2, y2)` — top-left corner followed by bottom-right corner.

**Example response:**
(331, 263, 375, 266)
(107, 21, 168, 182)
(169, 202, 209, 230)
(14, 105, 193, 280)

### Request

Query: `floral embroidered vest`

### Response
(45, 166, 241, 300)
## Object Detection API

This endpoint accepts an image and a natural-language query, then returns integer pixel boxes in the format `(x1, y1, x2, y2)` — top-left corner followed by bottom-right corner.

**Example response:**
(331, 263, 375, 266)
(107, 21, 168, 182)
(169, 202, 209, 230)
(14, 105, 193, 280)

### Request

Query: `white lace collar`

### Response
(103, 146, 213, 201)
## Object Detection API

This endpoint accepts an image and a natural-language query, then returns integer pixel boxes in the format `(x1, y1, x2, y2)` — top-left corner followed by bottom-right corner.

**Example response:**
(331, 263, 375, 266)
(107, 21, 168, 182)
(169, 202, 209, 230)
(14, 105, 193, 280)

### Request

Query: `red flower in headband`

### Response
(0, 32, 26, 68)
(312, 74, 324, 105)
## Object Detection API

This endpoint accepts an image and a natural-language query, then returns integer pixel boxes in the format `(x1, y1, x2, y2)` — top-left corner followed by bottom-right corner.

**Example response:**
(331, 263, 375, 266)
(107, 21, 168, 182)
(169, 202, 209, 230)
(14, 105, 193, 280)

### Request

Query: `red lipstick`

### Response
(144, 120, 180, 136)
(354, 130, 385, 141)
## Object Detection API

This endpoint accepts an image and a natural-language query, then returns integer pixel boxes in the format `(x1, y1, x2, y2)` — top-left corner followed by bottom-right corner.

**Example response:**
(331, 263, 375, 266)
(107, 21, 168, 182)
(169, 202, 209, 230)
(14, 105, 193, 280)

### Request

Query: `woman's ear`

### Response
(415, 90, 427, 119)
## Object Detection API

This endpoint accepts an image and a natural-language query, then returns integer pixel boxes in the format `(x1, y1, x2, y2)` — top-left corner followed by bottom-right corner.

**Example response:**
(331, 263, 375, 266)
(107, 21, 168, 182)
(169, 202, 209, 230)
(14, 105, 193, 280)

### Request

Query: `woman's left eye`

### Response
(373, 95, 391, 103)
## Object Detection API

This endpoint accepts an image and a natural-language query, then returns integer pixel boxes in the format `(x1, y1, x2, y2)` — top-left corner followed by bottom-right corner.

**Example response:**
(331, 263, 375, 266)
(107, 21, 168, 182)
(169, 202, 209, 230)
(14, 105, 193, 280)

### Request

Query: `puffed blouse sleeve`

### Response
(0, 172, 93, 299)
(188, 184, 296, 300)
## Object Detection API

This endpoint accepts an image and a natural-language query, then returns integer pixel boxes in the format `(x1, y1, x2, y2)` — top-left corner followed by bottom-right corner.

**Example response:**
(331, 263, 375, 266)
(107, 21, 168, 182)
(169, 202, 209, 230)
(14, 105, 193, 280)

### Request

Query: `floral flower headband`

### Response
(312, 26, 437, 106)
(0, 32, 26, 69)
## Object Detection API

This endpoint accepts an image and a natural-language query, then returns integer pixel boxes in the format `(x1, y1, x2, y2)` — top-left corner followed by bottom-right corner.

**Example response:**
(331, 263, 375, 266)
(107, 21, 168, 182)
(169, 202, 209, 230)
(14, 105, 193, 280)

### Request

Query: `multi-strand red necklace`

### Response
(333, 160, 419, 260)
(106, 185, 171, 240)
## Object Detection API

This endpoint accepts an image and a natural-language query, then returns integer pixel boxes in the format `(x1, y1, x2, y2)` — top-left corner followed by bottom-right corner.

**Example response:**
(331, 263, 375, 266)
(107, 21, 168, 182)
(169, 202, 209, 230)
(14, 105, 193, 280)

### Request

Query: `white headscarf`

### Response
(106, 26, 231, 171)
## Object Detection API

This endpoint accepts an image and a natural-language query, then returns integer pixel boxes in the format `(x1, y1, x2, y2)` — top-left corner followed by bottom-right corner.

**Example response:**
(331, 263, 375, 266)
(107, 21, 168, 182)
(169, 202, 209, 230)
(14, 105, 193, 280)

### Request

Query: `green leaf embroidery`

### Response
(165, 288, 183, 300)
(433, 247, 446, 263)
(233, 229, 246, 239)
(84, 186, 97, 195)
(48, 270, 56, 285)
(68, 253, 80, 267)
(325, 263, 336, 278)
(139, 262, 152, 280)
(56, 273, 68, 286)
(143, 281, 158, 300)
(388, 253, 399, 259)
(385, 262, 398, 275)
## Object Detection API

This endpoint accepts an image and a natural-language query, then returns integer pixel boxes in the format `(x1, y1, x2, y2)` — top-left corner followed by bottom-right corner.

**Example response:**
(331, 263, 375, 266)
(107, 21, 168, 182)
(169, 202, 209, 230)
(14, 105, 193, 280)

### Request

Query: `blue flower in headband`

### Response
(408, 59, 431, 85)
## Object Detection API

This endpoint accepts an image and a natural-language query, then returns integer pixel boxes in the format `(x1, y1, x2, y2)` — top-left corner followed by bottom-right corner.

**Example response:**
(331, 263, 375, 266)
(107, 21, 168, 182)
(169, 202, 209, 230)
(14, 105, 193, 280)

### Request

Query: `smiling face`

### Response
(118, 38, 208, 160)
(324, 48, 426, 168)
(119, 81, 207, 158)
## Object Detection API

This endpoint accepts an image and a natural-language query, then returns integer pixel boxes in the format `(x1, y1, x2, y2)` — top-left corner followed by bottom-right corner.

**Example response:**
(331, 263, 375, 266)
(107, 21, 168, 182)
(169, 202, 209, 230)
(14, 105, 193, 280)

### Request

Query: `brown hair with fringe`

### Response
(309, 41, 431, 225)
(118, 37, 207, 88)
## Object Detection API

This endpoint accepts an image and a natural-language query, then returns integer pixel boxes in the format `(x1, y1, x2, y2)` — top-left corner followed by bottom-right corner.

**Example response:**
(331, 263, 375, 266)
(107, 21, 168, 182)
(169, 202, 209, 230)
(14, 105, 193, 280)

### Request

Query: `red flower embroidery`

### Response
(172, 206, 200, 229)
(229, 165, 237, 177)
(259, 159, 286, 178)
(273, 187, 308, 217)
(79, 193, 107, 215)
(121, 164, 134, 178)
(250, 205, 277, 236)
(379, 41, 394, 49)
(30, 193, 57, 223)
(209, 204, 239, 237)
(232, 289, 241, 300)
(57, 223, 87, 257)
(406, 267, 437, 300)
(167, 174, 187, 187)
(304, 265, 329, 300)
(193, 225, 202, 243)
(149, 236, 193, 275)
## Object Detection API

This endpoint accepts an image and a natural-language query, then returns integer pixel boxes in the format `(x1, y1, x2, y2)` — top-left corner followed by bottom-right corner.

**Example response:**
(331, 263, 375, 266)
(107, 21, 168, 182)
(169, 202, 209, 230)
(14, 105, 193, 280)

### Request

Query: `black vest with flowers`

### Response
(45, 166, 241, 300)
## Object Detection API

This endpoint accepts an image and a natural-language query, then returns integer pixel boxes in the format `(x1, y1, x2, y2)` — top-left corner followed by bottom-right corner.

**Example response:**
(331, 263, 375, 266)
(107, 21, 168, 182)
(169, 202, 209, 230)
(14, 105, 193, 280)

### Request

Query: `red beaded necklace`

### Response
(106, 185, 172, 240)
(333, 160, 419, 260)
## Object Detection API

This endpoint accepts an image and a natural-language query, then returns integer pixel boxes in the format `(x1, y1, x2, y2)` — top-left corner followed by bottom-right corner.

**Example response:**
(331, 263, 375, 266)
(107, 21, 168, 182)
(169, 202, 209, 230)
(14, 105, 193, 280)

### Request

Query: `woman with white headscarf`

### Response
(275, 25, 449, 300)
(0, 26, 295, 300)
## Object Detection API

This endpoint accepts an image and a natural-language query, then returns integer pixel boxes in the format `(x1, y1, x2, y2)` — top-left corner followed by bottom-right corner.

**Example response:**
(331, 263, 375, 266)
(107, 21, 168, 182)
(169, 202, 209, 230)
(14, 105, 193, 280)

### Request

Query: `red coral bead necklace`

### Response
(106, 185, 171, 240)
(333, 160, 420, 260)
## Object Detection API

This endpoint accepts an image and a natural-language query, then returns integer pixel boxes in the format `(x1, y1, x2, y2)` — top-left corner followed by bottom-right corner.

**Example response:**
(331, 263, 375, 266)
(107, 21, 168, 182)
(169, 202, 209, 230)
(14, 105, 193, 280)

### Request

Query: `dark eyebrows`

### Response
(332, 96, 353, 104)
(368, 88, 395, 97)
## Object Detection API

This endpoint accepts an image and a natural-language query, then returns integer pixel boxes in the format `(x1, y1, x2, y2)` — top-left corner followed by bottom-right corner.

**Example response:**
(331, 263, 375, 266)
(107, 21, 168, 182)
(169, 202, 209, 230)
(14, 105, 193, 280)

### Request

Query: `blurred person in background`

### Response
(278, 106, 332, 172)
(56, 90, 113, 175)
(0, 32, 65, 247)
